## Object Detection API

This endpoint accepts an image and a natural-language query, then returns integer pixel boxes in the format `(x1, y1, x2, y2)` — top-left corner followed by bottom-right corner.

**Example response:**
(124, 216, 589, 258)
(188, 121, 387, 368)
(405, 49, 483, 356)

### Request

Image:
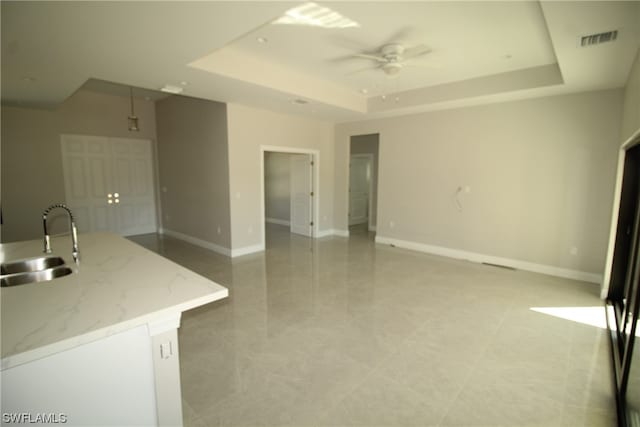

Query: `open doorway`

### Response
(261, 146, 318, 249)
(349, 134, 379, 238)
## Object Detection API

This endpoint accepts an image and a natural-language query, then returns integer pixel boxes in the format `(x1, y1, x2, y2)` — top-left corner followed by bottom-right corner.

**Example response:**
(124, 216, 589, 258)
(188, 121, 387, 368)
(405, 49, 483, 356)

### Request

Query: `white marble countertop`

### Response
(1, 232, 228, 370)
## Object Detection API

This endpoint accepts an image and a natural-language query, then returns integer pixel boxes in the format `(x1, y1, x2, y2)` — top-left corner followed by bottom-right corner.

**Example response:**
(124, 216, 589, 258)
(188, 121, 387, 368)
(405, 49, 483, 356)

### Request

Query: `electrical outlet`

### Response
(248, 226, 253, 235)
(217, 226, 221, 235)
(389, 221, 395, 229)
(570, 246, 578, 256)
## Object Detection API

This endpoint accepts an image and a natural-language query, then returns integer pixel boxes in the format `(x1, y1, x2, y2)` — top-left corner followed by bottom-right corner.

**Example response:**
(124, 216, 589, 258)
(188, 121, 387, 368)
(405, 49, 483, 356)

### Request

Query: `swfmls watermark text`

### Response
(2, 413, 68, 424)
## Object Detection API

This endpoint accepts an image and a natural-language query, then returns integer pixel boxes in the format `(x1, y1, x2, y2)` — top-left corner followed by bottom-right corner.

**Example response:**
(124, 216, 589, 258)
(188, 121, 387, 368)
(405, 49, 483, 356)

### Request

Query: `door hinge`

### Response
(310, 191, 314, 196)
(310, 161, 314, 166)
(310, 221, 314, 226)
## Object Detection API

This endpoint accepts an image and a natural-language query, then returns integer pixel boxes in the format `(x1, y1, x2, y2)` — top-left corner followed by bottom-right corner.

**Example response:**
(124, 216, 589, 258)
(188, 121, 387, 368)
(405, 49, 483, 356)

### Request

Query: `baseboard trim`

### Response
(160, 229, 231, 257)
(368, 225, 377, 232)
(375, 235, 602, 284)
(315, 229, 350, 238)
(231, 244, 264, 258)
(316, 229, 333, 238)
(266, 217, 290, 226)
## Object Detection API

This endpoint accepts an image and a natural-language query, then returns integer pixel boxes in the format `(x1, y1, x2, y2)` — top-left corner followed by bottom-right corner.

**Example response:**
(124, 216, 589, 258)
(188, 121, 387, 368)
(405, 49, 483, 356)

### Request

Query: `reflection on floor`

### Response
(348, 222, 372, 238)
(129, 223, 616, 426)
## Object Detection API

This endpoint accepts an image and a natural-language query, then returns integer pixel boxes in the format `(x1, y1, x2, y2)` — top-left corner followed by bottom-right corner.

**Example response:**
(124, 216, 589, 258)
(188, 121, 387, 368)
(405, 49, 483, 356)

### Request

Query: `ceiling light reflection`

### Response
(273, 2, 359, 29)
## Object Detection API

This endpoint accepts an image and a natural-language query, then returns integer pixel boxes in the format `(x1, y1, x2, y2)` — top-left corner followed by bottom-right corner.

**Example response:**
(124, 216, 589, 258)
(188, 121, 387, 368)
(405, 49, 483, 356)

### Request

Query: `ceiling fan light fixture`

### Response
(381, 43, 405, 57)
(343, 41, 432, 77)
(382, 63, 403, 76)
(274, 2, 359, 29)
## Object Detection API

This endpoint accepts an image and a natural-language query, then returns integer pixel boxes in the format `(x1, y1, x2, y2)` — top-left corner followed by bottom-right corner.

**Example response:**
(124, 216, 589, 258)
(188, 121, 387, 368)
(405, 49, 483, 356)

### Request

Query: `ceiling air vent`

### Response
(580, 30, 618, 47)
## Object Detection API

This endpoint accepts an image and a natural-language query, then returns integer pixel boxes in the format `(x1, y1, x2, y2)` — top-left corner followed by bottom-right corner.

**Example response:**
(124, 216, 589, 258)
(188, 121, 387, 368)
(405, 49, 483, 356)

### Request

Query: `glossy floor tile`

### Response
(129, 224, 617, 427)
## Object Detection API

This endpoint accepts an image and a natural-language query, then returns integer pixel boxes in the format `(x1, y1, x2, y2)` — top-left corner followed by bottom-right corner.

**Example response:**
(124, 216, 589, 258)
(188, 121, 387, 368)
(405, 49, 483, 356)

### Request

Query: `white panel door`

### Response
(349, 156, 371, 225)
(110, 138, 157, 235)
(289, 154, 313, 237)
(61, 135, 114, 233)
(61, 135, 157, 236)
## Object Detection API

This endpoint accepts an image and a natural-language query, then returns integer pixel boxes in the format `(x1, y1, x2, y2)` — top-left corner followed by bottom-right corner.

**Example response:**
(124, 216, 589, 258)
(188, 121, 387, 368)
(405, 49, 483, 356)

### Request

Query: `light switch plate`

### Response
(160, 341, 173, 359)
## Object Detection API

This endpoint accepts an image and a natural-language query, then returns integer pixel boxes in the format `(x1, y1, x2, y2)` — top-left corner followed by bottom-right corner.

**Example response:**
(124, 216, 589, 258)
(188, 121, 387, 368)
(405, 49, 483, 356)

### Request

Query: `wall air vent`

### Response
(580, 30, 618, 47)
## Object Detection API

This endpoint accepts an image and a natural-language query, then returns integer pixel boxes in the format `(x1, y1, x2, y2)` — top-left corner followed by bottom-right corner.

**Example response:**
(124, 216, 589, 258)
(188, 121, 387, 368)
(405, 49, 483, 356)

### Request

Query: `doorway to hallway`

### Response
(348, 134, 379, 238)
(260, 146, 319, 249)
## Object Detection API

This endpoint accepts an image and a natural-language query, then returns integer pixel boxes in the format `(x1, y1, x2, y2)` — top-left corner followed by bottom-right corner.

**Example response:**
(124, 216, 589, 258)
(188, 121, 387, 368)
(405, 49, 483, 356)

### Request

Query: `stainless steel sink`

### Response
(1, 256, 66, 275)
(1, 265, 74, 287)
(1, 204, 80, 287)
(1, 256, 73, 287)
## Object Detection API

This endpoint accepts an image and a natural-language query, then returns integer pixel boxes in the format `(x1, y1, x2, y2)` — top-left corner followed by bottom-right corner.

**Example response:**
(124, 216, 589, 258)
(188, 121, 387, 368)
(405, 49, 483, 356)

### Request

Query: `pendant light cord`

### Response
(130, 87, 135, 116)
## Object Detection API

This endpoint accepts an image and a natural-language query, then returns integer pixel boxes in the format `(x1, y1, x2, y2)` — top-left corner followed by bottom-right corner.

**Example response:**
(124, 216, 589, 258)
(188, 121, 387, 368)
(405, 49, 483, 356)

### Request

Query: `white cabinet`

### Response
(1, 319, 185, 427)
(61, 134, 157, 236)
(1, 325, 158, 426)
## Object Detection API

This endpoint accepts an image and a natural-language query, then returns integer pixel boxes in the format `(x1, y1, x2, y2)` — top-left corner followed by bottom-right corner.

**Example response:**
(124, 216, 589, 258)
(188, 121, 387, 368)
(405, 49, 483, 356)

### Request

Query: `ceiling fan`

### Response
(346, 42, 433, 76)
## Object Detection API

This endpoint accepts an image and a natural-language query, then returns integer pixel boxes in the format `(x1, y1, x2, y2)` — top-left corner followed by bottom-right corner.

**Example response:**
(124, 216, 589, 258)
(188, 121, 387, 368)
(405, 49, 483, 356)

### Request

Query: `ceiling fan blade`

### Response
(403, 45, 432, 60)
(382, 26, 413, 45)
(354, 53, 387, 63)
(328, 54, 361, 63)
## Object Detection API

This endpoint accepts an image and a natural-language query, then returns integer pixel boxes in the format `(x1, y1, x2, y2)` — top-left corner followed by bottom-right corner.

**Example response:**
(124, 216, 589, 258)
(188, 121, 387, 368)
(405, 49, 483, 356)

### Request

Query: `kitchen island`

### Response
(1, 232, 228, 426)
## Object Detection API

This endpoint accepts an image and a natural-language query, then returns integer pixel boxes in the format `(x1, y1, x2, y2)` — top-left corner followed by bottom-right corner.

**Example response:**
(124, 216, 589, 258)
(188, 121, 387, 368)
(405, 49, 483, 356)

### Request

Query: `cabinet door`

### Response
(109, 138, 157, 236)
(61, 135, 114, 233)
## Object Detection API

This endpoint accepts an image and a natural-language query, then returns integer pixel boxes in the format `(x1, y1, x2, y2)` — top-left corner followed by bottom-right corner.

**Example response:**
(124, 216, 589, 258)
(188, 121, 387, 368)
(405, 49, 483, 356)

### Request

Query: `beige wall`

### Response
(226, 103, 334, 250)
(1, 90, 157, 242)
(155, 96, 231, 249)
(335, 89, 623, 275)
(621, 48, 640, 142)
(264, 152, 291, 223)
(350, 134, 379, 228)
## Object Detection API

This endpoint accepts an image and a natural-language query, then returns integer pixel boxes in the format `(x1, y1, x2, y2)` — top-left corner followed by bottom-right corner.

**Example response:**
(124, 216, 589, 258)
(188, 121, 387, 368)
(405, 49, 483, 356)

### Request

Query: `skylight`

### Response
(273, 2, 359, 29)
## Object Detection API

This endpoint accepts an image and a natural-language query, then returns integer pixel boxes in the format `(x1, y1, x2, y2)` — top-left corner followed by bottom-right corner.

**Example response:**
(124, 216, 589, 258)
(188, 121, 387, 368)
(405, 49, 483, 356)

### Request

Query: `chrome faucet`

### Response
(43, 204, 80, 264)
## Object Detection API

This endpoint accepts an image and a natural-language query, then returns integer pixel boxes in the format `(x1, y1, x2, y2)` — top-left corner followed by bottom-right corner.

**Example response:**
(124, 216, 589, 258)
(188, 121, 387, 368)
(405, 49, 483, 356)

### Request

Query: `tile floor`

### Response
(130, 224, 617, 427)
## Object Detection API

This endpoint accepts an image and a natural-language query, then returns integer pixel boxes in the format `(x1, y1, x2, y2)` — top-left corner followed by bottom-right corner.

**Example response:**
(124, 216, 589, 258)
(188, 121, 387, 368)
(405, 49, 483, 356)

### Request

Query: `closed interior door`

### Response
(61, 135, 115, 233)
(289, 154, 313, 237)
(61, 135, 157, 236)
(110, 139, 157, 235)
(349, 156, 371, 225)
